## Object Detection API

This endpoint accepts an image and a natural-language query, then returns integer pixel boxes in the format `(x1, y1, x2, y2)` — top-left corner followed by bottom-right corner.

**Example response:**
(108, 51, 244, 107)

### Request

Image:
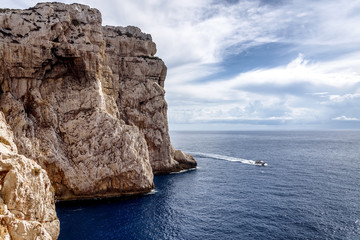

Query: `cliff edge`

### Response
(0, 2, 196, 201)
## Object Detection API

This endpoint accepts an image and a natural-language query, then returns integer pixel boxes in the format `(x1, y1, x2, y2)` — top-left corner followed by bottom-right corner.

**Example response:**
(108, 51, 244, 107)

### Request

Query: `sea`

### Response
(56, 131, 360, 240)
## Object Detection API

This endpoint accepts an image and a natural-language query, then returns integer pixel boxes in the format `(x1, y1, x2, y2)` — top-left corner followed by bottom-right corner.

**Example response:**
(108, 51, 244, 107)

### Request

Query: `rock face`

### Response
(0, 2, 196, 200)
(0, 112, 60, 240)
(103, 26, 196, 173)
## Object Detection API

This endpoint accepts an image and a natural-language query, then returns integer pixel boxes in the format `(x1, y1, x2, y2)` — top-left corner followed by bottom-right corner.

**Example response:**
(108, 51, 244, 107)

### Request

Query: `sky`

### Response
(2, 0, 360, 130)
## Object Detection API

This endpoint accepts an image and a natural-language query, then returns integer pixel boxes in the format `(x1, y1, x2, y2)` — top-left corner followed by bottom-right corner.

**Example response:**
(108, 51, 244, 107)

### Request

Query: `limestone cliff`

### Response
(0, 112, 60, 240)
(0, 2, 196, 200)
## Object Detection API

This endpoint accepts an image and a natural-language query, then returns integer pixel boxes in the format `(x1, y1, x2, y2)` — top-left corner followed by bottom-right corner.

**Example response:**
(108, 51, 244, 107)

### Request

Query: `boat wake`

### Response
(170, 168, 197, 174)
(145, 189, 158, 195)
(190, 152, 267, 166)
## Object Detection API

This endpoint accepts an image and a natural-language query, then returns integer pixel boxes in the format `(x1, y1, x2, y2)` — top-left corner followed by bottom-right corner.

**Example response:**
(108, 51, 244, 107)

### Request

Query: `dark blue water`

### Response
(56, 131, 360, 239)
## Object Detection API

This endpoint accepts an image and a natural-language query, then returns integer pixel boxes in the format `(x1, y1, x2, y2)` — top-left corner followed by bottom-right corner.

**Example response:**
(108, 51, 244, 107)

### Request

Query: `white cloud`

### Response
(328, 93, 360, 103)
(167, 52, 360, 102)
(300, 1, 360, 47)
(166, 52, 360, 127)
(229, 53, 360, 88)
(332, 116, 360, 121)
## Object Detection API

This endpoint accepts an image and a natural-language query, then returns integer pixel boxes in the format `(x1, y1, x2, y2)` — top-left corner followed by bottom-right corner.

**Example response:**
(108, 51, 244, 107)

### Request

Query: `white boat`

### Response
(254, 160, 266, 166)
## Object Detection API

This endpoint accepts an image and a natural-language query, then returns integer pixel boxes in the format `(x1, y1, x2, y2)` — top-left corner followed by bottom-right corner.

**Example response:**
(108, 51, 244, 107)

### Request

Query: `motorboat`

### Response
(254, 160, 266, 166)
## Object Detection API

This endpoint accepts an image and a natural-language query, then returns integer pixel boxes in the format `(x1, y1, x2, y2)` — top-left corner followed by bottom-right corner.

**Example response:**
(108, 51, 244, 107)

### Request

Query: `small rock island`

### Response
(0, 2, 196, 239)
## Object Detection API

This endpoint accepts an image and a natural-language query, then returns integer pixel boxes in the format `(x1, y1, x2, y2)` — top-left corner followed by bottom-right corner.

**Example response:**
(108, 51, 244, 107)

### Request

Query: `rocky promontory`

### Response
(0, 2, 196, 199)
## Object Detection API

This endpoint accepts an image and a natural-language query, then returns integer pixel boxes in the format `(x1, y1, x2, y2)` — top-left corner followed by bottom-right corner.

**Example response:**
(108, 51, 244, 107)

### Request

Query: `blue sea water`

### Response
(56, 131, 360, 240)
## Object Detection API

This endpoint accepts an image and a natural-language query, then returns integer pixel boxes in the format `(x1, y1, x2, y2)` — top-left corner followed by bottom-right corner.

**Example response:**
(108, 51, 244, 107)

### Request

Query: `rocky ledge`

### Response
(0, 2, 196, 200)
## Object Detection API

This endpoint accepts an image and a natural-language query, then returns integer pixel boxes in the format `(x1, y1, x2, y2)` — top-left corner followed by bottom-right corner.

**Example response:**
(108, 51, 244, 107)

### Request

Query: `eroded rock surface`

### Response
(103, 26, 196, 173)
(0, 112, 60, 240)
(0, 2, 196, 200)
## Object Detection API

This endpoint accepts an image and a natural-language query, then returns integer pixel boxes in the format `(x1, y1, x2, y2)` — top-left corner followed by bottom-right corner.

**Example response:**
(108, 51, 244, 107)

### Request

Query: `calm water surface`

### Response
(57, 131, 360, 239)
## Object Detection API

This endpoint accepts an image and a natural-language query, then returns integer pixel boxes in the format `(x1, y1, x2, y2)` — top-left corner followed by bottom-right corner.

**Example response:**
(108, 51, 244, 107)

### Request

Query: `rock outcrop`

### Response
(0, 112, 60, 240)
(103, 26, 196, 173)
(0, 2, 196, 201)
